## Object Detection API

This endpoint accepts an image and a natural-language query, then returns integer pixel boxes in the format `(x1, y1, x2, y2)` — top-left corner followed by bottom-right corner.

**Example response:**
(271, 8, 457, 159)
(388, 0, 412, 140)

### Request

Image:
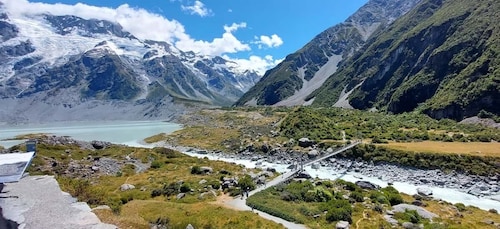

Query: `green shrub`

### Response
(454, 203, 466, 212)
(151, 160, 163, 169)
(350, 191, 364, 202)
(151, 189, 162, 197)
(180, 183, 191, 193)
(394, 209, 422, 224)
(191, 166, 202, 174)
(324, 199, 352, 223)
(247, 197, 303, 223)
(162, 182, 181, 196)
(238, 174, 256, 191)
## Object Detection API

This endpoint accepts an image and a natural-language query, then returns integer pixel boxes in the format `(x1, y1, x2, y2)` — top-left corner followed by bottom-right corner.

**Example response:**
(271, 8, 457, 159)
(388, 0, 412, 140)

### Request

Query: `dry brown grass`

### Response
(145, 108, 286, 152)
(423, 199, 500, 228)
(95, 199, 284, 229)
(380, 141, 500, 157)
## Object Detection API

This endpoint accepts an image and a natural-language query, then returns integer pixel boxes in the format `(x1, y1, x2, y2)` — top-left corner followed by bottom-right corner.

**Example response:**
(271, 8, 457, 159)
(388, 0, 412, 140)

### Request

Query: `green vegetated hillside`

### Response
(279, 107, 500, 175)
(280, 107, 499, 142)
(312, 0, 499, 120)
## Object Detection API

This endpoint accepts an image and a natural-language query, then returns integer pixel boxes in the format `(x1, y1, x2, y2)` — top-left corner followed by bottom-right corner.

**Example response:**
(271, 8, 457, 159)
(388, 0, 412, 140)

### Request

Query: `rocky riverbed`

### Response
(186, 146, 500, 199)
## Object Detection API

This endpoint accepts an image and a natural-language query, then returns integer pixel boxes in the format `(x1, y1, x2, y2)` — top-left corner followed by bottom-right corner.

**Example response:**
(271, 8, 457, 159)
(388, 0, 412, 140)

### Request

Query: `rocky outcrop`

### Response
(355, 181, 380, 190)
(0, 175, 117, 229)
(336, 220, 350, 229)
(392, 204, 438, 219)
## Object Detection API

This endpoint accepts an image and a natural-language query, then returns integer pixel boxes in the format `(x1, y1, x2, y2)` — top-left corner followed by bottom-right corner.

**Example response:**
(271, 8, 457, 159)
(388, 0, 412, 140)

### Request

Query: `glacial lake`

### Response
(0, 121, 182, 148)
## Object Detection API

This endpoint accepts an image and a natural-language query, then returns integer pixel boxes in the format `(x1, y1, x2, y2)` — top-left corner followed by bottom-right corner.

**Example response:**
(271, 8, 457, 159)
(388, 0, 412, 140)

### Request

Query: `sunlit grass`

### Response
(380, 141, 500, 157)
(422, 199, 500, 228)
(95, 199, 285, 229)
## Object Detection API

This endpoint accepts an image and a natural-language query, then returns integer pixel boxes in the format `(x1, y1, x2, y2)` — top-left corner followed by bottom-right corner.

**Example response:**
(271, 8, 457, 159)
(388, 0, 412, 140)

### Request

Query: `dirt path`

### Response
(355, 210, 368, 229)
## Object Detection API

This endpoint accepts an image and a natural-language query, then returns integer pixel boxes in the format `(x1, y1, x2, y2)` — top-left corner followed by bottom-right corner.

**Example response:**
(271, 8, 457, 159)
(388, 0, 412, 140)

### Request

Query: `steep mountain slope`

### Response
(0, 6, 259, 123)
(234, 0, 421, 106)
(311, 0, 499, 120)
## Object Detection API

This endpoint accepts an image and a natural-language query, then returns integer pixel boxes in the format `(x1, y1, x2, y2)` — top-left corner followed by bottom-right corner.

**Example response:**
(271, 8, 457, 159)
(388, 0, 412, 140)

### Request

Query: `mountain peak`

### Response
(43, 14, 135, 39)
(0, 9, 262, 123)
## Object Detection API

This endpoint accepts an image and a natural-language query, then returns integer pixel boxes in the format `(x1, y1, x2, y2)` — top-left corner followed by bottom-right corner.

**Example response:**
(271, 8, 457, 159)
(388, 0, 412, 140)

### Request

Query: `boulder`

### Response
(91, 141, 106, 150)
(412, 200, 425, 206)
(266, 167, 276, 173)
(120, 184, 135, 191)
(355, 181, 380, 190)
(296, 172, 311, 179)
(402, 222, 414, 229)
(186, 224, 194, 229)
(199, 179, 207, 185)
(383, 215, 398, 225)
(417, 187, 433, 196)
(200, 166, 213, 174)
(298, 138, 314, 147)
(336, 220, 350, 229)
(260, 143, 270, 153)
(392, 204, 438, 220)
(308, 150, 319, 158)
(176, 193, 186, 200)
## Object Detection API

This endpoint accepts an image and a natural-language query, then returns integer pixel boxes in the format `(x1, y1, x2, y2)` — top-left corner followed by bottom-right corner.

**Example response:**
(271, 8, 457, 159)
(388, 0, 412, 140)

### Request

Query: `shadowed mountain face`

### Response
(0, 7, 259, 123)
(234, 0, 421, 107)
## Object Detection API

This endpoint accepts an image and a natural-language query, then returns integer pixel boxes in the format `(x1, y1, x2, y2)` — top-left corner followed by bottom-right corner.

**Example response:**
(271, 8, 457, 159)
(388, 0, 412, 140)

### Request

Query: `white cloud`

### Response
(2, 0, 186, 43)
(181, 0, 212, 17)
(224, 55, 283, 75)
(256, 34, 283, 48)
(1, 0, 280, 73)
(175, 22, 250, 56)
(228, 9, 233, 13)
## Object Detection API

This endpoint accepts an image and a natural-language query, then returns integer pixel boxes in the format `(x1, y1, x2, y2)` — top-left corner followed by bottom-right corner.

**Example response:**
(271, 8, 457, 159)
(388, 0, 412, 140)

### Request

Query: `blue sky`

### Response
(8, 0, 368, 73)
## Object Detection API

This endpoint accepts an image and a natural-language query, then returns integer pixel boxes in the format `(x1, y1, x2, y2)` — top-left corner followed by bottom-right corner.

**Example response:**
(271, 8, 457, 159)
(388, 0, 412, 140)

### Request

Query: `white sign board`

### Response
(0, 152, 35, 183)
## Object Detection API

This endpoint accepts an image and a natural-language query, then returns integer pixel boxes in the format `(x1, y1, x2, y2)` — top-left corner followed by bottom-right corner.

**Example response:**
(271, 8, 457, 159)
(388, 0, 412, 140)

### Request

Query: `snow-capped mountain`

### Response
(0, 4, 260, 123)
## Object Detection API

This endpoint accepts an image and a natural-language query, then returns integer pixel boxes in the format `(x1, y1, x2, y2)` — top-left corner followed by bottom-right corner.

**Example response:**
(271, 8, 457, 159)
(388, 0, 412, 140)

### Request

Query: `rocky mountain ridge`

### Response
(311, 0, 499, 120)
(236, 0, 499, 121)
(0, 4, 259, 123)
(234, 0, 422, 106)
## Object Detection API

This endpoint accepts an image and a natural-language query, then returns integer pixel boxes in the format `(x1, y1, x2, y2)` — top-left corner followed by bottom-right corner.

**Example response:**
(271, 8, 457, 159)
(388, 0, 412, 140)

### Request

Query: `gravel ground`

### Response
(0, 176, 116, 229)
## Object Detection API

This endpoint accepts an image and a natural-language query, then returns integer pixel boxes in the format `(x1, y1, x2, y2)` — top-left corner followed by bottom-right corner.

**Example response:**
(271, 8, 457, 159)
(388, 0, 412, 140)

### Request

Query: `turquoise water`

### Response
(0, 121, 182, 148)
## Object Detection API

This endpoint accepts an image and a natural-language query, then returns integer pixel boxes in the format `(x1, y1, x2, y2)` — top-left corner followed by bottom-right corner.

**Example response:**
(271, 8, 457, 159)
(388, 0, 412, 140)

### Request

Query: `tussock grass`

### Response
(95, 200, 284, 229)
(420, 198, 500, 229)
(145, 108, 287, 152)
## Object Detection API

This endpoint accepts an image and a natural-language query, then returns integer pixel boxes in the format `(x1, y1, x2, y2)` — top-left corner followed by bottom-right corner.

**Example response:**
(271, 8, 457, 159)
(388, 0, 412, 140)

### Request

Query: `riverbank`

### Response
(180, 147, 500, 212)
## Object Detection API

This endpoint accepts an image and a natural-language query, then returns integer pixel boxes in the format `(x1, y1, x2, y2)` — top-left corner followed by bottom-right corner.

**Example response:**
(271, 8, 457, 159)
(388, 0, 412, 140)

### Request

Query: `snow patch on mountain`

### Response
(0, 9, 261, 123)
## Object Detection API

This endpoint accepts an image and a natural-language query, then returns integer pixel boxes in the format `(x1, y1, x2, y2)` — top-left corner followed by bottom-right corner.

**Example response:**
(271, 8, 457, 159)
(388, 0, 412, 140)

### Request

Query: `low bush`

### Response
(247, 197, 303, 223)
(454, 203, 467, 212)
